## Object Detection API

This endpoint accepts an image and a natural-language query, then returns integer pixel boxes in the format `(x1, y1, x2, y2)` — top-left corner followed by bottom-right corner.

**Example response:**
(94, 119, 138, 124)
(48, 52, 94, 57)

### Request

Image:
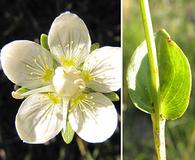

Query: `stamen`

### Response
(25, 64, 43, 74)
(34, 58, 45, 71)
(89, 96, 93, 99)
(78, 102, 97, 121)
(65, 44, 70, 48)
(82, 70, 96, 82)
(25, 55, 54, 82)
(60, 56, 76, 67)
(74, 79, 86, 90)
(69, 93, 96, 114)
(93, 78, 103, 84)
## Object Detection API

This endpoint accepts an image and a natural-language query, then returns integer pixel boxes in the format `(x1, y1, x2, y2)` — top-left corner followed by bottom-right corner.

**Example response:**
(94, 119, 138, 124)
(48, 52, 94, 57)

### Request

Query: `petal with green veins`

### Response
(83, 47, 121, 93)
(69, 92, 118, 143)
(1, 40, 54, 89)
(15, 93, 68, 144)
(48, 12, 91, 67)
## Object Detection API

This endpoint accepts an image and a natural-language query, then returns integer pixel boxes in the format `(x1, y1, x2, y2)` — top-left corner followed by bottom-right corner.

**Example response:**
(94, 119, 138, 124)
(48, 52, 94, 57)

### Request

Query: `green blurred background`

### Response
(123, 0, 195, 159)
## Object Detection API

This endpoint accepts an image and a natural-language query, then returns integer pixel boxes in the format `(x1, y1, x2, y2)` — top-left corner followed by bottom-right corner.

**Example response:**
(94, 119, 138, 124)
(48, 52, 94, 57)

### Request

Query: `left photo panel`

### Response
(0, 0, 121, 160)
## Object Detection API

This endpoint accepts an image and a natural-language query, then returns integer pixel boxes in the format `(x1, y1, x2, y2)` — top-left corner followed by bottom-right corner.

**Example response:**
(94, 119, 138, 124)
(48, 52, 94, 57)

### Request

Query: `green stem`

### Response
(151, 114, 166, 160)
(139, 0, 159, 102)
(139, 0, 166, 159)
(76, 137, 87, 157)
(76, 137, 93, 160)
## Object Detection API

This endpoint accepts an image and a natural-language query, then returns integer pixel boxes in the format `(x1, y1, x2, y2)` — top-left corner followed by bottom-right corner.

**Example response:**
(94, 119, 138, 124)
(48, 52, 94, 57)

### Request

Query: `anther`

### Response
(89, 96, 93, 99)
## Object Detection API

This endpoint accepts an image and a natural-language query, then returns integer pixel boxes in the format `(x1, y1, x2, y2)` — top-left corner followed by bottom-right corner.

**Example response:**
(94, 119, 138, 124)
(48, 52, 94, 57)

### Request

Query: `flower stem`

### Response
(76, 137, 94, 160)
(139, 0, 166, 159)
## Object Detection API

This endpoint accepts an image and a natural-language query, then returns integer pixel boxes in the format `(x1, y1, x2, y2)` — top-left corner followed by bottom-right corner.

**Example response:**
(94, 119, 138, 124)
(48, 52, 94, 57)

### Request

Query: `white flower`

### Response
(0, 12, 121, 144)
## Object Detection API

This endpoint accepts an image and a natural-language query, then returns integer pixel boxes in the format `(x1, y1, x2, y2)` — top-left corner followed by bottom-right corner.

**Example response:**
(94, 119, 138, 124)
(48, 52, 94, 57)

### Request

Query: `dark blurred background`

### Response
(0, 0, 120, 160)
(124, 0, 195, 160)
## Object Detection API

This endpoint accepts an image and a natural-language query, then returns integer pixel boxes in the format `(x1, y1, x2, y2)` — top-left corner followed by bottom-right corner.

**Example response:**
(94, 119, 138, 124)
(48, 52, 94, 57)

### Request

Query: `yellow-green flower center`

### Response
(60, 57, 77, 67)
(42, 65, 54, 82)
(47, 93, 61, 104)
(82, 70, 95, 82)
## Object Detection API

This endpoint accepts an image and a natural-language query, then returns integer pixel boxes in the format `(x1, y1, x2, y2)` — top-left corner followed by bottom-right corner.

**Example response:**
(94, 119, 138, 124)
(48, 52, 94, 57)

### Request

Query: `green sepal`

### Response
(15, 87, 29, 94)
(61, 120, 75, 144)
(90, 43, 100, 52)
(12, 87, 29, 99)
(40, 34, 49, 50)
(103, 92, 120, 102)
(127, 29, 191, 120)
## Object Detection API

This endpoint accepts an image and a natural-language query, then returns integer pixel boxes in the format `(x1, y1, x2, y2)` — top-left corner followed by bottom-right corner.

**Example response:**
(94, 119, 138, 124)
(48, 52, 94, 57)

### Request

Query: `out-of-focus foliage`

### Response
(0, 0, 120, 160)
(124, 0, 195, 160)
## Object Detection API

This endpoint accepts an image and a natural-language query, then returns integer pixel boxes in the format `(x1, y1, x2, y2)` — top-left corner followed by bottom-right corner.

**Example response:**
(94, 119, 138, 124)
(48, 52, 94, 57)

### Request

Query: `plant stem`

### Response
(139, 0, 159, 103)
(76, 137, 93, 160)
(151, 113, 166, 160)
(76, 137, 87, 157)
(139, 0, 166, 159)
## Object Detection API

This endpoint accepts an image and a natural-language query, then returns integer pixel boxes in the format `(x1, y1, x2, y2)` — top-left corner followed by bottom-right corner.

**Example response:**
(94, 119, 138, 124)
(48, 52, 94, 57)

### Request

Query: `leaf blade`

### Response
(127, 29, 191, 120)
(157, 30, 191, 120)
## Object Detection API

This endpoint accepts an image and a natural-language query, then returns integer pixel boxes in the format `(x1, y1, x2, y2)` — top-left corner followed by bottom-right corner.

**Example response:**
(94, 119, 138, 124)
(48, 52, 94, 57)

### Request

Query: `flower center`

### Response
(82, 70, 95, 82)
(60, 57, 77, 67)
(47, 93, 61, 104)
(42, 65, 54, 82)
(52, 66, 86, 97)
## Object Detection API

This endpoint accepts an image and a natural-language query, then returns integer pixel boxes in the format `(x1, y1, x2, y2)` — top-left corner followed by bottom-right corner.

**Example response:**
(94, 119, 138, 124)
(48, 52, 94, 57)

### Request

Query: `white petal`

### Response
(83, 47, 121, 93)
(69, 92, 118, 143)
(15, 93, 68, 144)
(48, 12, 91, 67)
(1, 41, 54, 89)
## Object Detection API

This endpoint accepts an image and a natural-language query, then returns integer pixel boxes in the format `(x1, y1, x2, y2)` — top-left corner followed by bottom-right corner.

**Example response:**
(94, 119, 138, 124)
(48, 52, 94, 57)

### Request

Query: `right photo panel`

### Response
(123, 0, 195, 159)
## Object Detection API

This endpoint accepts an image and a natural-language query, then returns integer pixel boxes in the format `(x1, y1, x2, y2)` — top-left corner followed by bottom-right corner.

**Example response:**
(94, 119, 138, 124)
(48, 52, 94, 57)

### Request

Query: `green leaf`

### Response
(90, 43, 100, 52)
(103, 92, 120, 102)
(127, 29, 191, 120)
(61, 120, 75, 144)
(127, 41, 153, 114)
(40, 34, 49, 50)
